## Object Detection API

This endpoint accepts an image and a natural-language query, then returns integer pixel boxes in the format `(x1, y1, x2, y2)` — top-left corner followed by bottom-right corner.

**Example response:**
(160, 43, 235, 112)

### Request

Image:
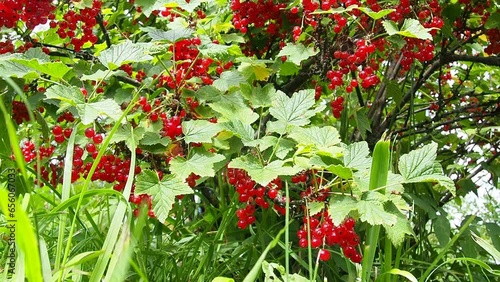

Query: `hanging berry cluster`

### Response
(330, 96, 344, 119)
(50, 0, 102, 51)
(227, 167, 284, 229)
(12, 101, 31, 125)
(0, 0, 55, 29)
(298, 215, 362, 263)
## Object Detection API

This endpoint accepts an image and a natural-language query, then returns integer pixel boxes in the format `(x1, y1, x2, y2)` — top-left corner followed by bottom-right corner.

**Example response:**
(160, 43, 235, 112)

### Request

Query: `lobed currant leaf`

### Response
(212, 70, 246, 92)
(358, 7, 395, 20)
(76, 99, 123, 125)
(277, 43, 319, 65)
(141, 26, 194, 42)
(44, 85, 85, 113)
(220, 120, 255, 144)
(399, 143, 455, 195)
(182, 120, 222, 144)
(228, 155, 301, 186)
(289, 126, 341, 151)
(135, 170, 193, 223)
(267, 89, 324, 134)
(383, 202, 415, 247)
(169, 150, 225, 180)
(343, 141, 371, 171)
(98, 41, 153, 70)
(328, 195, 358, 225)
(209, 91, 258, 124)
(240, 83, 276, 108)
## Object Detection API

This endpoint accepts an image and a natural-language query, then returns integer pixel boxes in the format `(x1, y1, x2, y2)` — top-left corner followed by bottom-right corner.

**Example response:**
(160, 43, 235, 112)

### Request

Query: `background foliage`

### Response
(0, 0, 499, 281)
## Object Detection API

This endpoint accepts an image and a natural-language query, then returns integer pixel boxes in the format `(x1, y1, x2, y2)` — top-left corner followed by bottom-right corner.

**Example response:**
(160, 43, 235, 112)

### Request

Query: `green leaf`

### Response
(98, 41, 153, 70)
(382, 20, 399, 36)
(170, 150, 225, 180)
(209, 91, 259, 124)
(433, 215, 451, 247)
(141, 26, 194, 42)
(308, 201, 325, 216)
(244, 136, 277, 152)
(386, 172, 405, 195)
(277, 43, 319, 65)
(134, 0, 169, 16)
(228, 155, 301, 186)
(267, 89, 324, 134)
(11, 58, 72, 79)
(399, 143, 438, 179)
(358, 7, 395, 20)
(135, 170, 193, 223)
(399, 143, 455, 195)
(343, 141, 371, 171)
(472, 232, 500, 262)
(326, 164, 353, 179)
(386, 79, 403, 104)
(485, 13, 500, 29)
(355, 109, 371, 140)
(328, 195, 357, 225)
(76, 99, 123, 125)
(240, 83, 276, 108)
(172, 0, 201, 13)
(274, 138, 295, 159)
(383, 19, 433, 40)
(81, 69, 124, 81)
(0, 60, 36, 78)
(220, 33, 245, 43)
(288, 126, 341, 149)
(212, 70, 246, 92)
(182, 120, 222, 143)
(383, 202, 415, 247)
(377, 269, 418, 282)
(357, 200, 397, 226)
(109, 123, 146, 149)
(140, 131, 170, 146)
(220, 120, 255, 144)
(238, 60, 272, 81)
(198, 37, 231, 57)
(44, 85, 85, 113)
(212, 278, 235, 282)
(279, 61, 300, 76)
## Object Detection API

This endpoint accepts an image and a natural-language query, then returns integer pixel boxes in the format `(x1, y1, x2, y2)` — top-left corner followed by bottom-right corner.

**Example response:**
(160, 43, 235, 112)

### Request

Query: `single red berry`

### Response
(85, 128, 95, 138)
(93, 134, 103, 144)
(319, 249, 331, 261)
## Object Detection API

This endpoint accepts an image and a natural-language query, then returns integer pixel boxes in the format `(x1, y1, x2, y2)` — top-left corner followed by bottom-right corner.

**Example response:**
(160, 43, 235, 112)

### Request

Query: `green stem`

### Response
(285, 181, 290, 282)
(383, 236, 392, 282)
(362, 225, 381, 282)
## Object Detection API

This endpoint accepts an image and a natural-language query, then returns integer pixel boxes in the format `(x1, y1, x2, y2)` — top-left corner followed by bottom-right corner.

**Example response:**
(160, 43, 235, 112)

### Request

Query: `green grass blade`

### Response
(0, 189, 43, 281)
(60, 92, 139, 281)
(55, 124, 78, 271)
(376, 269, 417, 282)
(243, 220, 291, 282)
(420, 214, 477, 282)
(90, 122, 137, 281)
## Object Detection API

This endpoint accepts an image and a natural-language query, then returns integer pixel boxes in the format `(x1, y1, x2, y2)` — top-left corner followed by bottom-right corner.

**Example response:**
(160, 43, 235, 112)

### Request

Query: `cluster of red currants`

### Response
(18, 140, 55, 163)
(0, 40, 15, 54)
(227, 167, 284, 229)
(298, 215, 362, 263)
(50, 0, 102, 51)
(0, 0, 55, 29)
(11, 101, 31, 125)
(230, 0, 286, 35)
(161, 112, 184, 140)
(330, 96, 344, 119)
(156, 38, 214, 90)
